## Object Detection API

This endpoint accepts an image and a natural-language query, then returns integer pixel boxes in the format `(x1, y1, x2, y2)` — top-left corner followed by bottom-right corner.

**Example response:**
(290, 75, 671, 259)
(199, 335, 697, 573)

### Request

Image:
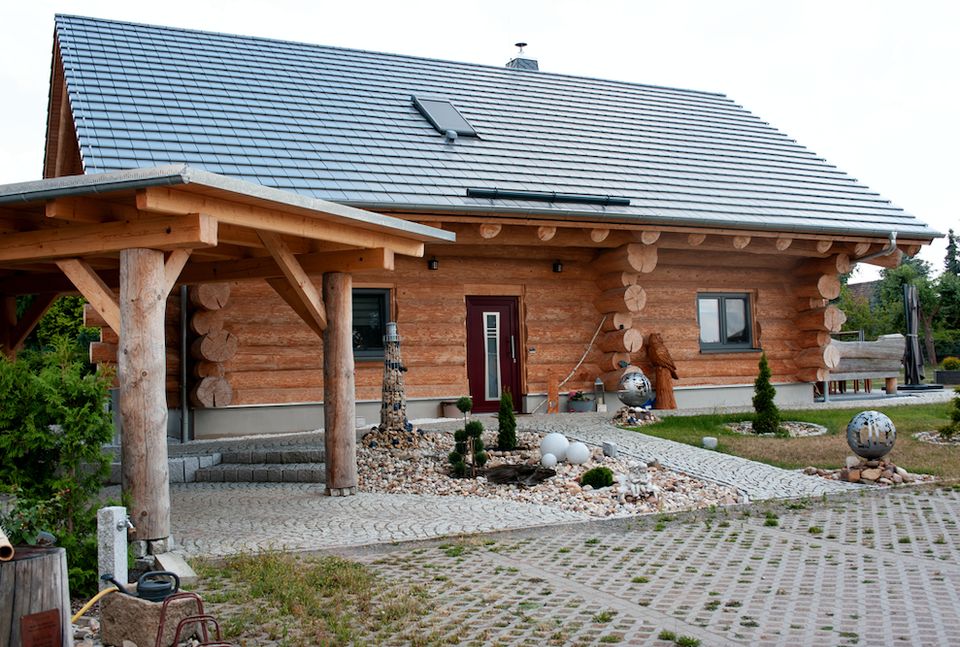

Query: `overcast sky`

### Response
(1, 0, 955, 282)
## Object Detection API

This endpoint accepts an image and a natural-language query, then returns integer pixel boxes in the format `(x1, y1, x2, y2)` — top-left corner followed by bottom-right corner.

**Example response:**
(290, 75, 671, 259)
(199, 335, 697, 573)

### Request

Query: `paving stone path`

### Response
(337, 485, 960, 646)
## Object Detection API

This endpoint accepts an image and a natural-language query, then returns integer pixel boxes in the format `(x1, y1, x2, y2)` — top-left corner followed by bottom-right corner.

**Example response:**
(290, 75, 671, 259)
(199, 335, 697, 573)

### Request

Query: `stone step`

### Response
(194, 462, 326, 483)
(219, 448, 325, 464)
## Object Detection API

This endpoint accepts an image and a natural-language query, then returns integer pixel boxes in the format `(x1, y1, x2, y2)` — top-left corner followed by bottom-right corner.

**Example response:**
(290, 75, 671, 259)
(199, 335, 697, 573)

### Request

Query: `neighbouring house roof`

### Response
(52, 14, 939, 241)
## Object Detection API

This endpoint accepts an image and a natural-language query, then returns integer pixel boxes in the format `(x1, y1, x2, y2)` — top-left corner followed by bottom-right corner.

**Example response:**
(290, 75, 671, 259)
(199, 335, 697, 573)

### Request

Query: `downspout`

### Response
(179, 285, 190, 443)
(854, 232, 898, 263)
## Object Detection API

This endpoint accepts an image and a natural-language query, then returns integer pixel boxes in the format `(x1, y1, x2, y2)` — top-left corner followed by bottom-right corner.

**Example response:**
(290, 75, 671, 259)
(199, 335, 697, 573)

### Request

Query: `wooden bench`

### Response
(827, 334, 904, 395)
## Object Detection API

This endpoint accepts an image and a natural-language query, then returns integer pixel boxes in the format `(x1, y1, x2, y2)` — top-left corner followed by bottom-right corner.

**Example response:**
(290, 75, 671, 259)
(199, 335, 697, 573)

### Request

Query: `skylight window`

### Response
(412, 96, 478, 137)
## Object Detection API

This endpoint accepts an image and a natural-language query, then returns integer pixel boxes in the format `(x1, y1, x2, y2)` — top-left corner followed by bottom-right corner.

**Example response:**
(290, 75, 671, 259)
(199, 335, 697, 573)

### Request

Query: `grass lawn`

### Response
(634, 401, 960, 478)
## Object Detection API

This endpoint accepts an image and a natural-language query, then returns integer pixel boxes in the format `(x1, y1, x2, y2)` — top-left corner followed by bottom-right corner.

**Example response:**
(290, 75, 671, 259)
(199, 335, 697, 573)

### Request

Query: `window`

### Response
(697, 293, 753, 351)
(352, 289, 390, 359)
(412, 96, 478, 137)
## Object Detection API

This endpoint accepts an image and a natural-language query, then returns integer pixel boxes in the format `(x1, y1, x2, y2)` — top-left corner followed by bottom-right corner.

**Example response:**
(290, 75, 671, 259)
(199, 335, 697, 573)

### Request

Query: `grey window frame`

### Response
(697, 292, 754, 351)
(352, 288, 390, 360)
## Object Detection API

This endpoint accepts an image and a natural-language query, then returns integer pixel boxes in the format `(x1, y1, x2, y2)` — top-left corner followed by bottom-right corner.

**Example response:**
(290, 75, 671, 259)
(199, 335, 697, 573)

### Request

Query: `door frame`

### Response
(465, 294, 523, 413)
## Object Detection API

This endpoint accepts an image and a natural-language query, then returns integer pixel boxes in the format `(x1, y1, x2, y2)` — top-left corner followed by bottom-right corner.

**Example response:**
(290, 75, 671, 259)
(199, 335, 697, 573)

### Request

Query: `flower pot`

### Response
(935, 370, 960, 385)
(568, 399, 595, 413)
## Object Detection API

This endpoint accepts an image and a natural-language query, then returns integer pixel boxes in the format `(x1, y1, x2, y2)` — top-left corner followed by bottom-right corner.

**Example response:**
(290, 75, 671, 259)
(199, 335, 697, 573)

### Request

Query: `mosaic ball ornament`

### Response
(617, 369, 654, 407)
(846, 410, 897, 459)
(540, 432, 570, 462)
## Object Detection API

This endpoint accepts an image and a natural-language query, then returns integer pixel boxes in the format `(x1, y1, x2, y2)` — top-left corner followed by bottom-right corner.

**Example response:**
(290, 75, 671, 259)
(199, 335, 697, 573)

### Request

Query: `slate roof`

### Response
(53, 14, 938, 240)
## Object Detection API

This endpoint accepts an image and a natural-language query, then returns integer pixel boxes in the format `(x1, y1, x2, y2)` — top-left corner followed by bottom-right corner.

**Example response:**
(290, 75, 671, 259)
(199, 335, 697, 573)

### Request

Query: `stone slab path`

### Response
(338, 485, 960, 646)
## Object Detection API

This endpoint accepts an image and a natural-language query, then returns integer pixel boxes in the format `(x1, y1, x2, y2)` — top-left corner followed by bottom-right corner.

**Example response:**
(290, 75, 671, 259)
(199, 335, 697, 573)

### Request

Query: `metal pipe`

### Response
(179, 284, 190, 443)
(854, 231, 898, 263)
(466, 187, 631, 206)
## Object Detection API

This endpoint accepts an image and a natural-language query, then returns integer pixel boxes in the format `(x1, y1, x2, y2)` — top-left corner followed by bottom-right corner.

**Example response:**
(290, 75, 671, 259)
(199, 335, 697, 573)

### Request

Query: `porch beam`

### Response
(258, 231, 327, 332)
(0, 213, 218, 263)
(54, 258, 120, 335)
(137, 187, 425, 257)
(323, 271, 357, 496)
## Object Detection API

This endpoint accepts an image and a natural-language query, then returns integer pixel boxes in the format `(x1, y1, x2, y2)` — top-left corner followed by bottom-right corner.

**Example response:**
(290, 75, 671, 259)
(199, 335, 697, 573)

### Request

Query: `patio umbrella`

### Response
(903, 284, 924, 385)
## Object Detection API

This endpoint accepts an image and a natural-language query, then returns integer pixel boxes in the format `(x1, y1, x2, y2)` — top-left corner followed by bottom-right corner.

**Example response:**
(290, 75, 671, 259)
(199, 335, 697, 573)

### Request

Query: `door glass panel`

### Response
(698, 298, 720, 344)
(484, 312, 501, 401)
(725, 298, 748, 343)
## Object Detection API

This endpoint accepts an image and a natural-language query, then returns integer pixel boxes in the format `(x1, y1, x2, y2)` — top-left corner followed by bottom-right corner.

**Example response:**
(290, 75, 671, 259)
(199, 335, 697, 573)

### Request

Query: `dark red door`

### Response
(466, 296, 521, 413)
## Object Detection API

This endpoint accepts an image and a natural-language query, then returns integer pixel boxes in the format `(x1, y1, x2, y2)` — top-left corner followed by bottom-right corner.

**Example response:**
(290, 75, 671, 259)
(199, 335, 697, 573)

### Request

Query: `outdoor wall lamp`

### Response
(427, 257, 439, 271)
(552, 260, 563, 273)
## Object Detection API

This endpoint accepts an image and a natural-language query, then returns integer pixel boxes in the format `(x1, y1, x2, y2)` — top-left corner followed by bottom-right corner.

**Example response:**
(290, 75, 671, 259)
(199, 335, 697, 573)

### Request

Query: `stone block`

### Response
(154, 551, 198, 587)
(219, 466, 237, 481)
(148, 537, 171, 554)
(250, 450, 267, 463)
(602, 442, 618, 458)
(182, 456, 200, 482)
(266, 450, 283, 464)
(198, 455, 215, 469)
(101, 588, 202, 647)
(236, 466, 253, 482)
(130, 540, 148, 559)
(98, 506, 128, 590)
(253, 468, 270, 482)
(168, 458, 185, 484)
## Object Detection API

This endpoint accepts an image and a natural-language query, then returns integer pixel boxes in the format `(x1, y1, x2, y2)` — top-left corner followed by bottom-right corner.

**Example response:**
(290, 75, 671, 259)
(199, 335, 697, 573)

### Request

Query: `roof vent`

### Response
(412, 96, 478, 137)
(506, 42, 539, 71)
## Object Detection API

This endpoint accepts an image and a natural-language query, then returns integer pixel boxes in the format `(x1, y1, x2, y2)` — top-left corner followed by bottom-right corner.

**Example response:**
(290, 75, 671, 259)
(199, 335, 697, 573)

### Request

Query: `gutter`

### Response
(854, 232, 898, 263)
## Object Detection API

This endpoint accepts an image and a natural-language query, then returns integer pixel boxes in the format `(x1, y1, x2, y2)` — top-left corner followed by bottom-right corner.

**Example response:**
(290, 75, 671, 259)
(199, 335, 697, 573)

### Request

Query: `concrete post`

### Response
(97, 506, 128, 590)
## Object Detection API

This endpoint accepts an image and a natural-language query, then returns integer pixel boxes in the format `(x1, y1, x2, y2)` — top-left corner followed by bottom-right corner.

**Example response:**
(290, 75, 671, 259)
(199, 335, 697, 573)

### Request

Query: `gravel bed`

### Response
(725, 420, 828, 437)
(359, 429, 741, 518)
(914, 431, 960, 446)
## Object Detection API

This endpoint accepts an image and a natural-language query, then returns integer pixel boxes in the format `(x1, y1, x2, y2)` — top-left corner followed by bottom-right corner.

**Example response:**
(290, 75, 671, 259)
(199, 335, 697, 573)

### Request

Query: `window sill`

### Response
(698, 347, 762, 355)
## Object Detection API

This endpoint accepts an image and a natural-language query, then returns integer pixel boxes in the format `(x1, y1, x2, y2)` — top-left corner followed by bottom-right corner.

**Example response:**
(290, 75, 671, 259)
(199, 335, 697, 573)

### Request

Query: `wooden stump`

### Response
(0, 547, 72, 647)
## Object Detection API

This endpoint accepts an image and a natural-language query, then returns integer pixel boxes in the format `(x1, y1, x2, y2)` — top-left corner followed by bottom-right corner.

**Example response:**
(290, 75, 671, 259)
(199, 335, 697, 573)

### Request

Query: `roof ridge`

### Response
(54, 13, 732, 100)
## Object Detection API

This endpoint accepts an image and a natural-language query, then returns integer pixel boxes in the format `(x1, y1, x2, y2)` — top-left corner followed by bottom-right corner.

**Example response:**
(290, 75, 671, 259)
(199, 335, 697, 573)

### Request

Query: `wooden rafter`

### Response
(0, 213, 217, 263)
(54, 258, 120, 334)
(0, 293, 61, 357)
(258, 230, 327, 333)
(163, 249, 192, 297)
(137, 187, 425, 257)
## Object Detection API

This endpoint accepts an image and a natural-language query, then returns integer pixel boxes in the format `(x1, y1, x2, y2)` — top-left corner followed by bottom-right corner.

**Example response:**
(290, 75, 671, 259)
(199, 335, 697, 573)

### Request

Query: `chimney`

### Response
(506, 42, 538, 71)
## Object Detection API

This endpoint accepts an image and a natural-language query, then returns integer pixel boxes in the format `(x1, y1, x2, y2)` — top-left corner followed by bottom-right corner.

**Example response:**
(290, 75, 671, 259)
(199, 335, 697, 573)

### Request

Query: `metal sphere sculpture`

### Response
(846, 410, 897, 459)
(617, 369, 654, 408)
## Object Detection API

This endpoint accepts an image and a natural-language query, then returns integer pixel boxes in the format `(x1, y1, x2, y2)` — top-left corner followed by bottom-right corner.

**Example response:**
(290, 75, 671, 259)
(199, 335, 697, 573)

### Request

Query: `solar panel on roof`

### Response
(412, 96, 477, 137)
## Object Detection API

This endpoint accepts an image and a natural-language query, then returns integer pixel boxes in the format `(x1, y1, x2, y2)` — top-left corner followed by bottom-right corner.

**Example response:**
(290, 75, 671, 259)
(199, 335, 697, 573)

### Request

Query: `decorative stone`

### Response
(541, 453, 558, 468)
(846, 411, 896, 459)
(617, 369, 654, 407)
(566, 442, 591, 465)
(702, 437, 718, 450)
(845, 455, 861, 469)
(861, 468, 883, 482)
(602, 441, 618, 458)
(540, 432, 570, 461)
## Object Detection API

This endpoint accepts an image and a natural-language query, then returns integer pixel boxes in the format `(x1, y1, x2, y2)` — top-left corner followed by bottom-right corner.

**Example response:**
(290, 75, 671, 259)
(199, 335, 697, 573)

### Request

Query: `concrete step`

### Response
(219, 448, 325, 464)
(194, 462, 325, 483)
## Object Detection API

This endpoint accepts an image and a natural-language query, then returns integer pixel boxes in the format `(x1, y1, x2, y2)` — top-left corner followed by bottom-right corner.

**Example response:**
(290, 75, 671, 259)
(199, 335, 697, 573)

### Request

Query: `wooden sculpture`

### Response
(646, 332, 678, 409)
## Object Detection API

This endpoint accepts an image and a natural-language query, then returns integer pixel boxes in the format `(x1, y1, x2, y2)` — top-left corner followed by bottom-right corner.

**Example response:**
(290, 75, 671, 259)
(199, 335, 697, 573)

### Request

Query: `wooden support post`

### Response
(119, 248, 170, 542)
(323, 272, 357, 496)
(885, 377, 898, 395)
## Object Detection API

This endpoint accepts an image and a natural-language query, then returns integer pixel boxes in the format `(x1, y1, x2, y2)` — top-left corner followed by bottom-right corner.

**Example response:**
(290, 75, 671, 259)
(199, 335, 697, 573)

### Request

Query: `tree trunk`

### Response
(0, 547, 72, 647)
(323, 272, 357, 495)
(120, 248, 170, 542)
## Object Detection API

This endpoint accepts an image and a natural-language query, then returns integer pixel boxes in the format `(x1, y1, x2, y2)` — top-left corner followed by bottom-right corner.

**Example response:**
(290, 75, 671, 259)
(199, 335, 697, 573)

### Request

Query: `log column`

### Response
(323, 272, 357, 496)
(119, 248, 170, 544)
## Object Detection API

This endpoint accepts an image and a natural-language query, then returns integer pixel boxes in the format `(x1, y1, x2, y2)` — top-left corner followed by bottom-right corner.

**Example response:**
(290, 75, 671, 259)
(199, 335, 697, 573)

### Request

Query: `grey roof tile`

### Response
(54, 14, 937, 239)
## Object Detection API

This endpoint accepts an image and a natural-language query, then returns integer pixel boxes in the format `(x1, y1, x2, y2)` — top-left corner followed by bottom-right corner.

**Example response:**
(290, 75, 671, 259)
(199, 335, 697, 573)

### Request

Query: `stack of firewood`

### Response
(591, 241, 657, 390)
(189, 283, 238, 407)
(793, 254, 849, 382)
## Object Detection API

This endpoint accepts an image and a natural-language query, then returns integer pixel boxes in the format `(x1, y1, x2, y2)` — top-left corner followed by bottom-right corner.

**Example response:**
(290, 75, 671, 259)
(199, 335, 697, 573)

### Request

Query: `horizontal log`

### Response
(592, 244, 658, 275)
(190, 309, 225, 335)
(190, 283, 231, 310)
(595, 271, 639, 292)
(596, 285, 647, 314)
(796, 253, 853, 276)
(90, 341, 117, 364)
(833, 334, 904, 360)
(832, 358, 903, 373)
(797, 367, 829, 382)
(600, 365, 643, 391)
(191, 329, 239, 362)
(597, 328, 644, 353)
(795, 331, 833, 349)
(794, 274, 841, 300)
(598, 351, 632, 372)
(194, 361, 226, 378)
(795, 305, 846, 332)
(601, 312, 634, 332)
(190, 376, 233, 408)
(796, 344, 841, 370)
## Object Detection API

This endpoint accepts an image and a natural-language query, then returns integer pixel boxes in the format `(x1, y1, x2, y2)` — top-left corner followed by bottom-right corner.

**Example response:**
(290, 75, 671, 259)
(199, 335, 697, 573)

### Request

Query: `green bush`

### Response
(580, 466, 614, 489)
(942, 356, 960, 371)
(449, 420, 486, 477)
(0, 338, 114, 596)
(496, 390, 517, 451)
(752, 353, 782, 436)
(939, 387, 960, 441)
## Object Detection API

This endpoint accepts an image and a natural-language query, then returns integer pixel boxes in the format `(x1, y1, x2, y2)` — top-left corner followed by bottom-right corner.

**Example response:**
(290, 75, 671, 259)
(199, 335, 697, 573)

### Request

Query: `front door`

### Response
(465, 296, 521, 413)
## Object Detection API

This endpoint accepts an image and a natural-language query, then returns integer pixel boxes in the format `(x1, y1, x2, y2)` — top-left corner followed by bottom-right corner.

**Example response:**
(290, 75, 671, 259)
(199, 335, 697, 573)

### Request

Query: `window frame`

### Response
(352, 288, 391, 361)
(696, 292, 754, 352)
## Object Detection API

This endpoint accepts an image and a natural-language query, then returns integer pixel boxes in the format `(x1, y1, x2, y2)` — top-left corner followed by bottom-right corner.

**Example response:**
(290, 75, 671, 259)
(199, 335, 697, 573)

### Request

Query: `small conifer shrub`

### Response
(449, 420, 486, 477)
(752, 353, 782, 436)
(580, 466, 614, 489)
(497, 390, 518, 451)
(939, 387, 960, 441)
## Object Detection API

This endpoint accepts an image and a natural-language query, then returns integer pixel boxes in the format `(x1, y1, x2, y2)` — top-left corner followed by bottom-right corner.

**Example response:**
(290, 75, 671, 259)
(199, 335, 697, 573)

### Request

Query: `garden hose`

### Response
(71, 586, 118, 623)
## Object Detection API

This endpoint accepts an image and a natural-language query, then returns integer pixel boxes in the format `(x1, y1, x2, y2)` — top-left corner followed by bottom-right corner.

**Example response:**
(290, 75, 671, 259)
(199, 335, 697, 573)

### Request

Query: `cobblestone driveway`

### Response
(338, 485, 960, 646)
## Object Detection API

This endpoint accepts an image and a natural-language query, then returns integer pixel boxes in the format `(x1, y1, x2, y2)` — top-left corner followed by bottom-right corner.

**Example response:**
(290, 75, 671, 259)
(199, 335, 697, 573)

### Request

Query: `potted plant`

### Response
(567, 390, 595, 413)
(936, 357, 960, 385)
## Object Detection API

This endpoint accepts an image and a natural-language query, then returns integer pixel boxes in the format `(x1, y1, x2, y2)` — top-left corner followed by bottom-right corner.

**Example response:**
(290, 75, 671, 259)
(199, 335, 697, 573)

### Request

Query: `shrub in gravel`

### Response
(580, 466, 614, 489)
(449, 420, 486, 477)
(939, 387, 960, 440)
(752, 353, 782, 436)
(496, 390, 517, 451)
